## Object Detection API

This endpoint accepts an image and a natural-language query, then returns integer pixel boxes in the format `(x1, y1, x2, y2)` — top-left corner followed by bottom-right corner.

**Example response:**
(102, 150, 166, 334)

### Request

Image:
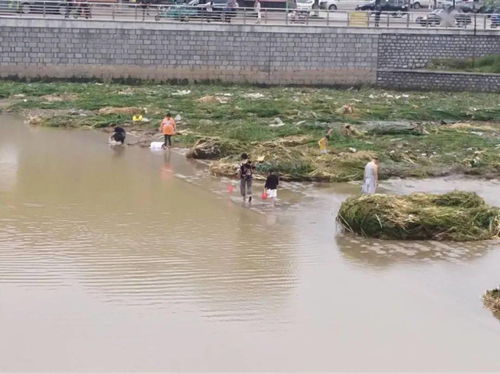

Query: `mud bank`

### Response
(1, 80, 500, 182)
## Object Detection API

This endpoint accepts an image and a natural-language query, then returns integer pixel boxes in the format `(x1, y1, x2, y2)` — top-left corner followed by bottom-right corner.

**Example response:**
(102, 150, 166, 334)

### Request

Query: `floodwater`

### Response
(1, 114, 499, 372)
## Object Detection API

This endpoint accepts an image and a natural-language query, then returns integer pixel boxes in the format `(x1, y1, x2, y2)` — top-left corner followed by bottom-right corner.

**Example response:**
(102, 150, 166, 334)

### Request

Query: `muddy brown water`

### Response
(1, 114, 500, 372)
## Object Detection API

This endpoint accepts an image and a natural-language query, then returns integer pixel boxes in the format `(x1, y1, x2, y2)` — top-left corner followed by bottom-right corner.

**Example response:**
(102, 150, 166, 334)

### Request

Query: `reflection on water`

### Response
(1, 114, 500, 372)
(337, 234, 496, 268)
(0, 115, 297, 321)
(0, 142, 18, 192)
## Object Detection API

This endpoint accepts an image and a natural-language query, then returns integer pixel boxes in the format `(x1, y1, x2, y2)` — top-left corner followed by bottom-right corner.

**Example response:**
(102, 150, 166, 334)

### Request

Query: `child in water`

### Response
(159, 113, 176, 149)
(264, 170, 279, 207)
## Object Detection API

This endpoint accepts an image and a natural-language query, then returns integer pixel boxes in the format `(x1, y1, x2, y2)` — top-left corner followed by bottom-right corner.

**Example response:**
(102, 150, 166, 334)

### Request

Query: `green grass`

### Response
(427, 54, 500, 74)
(2, 80, 500, 181)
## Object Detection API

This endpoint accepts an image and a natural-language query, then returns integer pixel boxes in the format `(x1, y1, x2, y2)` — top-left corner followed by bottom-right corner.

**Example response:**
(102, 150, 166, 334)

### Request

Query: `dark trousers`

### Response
(64, 2, 74, 17)
(163, 134, 172, 147)
(240, 178, 252, 197)
(113, 132, 125, 144)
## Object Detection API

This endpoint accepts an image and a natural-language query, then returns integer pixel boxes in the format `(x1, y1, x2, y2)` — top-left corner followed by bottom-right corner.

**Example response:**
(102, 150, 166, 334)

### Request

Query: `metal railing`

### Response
(0, 1, 499, 30)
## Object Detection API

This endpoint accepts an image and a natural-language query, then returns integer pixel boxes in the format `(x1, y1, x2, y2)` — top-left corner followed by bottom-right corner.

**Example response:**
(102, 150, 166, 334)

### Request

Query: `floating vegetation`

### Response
(337, 191, 500, 241)
(483, 288, 500, 315)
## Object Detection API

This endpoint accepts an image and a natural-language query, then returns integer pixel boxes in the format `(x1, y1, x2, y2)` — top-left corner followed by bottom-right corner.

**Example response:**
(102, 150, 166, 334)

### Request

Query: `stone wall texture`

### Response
(377, 33, 500, 69)
(0, 21, 378, 85)
(377, 69, 500, 92)
(0, 19, 499, 90)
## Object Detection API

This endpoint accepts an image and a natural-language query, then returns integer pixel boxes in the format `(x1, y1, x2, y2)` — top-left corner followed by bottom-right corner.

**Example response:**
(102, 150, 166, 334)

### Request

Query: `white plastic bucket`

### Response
(150, 141, 164, 150)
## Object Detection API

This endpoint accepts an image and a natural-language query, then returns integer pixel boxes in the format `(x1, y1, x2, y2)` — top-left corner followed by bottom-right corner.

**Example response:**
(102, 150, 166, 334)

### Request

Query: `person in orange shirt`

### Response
(159, 113, 176, 149)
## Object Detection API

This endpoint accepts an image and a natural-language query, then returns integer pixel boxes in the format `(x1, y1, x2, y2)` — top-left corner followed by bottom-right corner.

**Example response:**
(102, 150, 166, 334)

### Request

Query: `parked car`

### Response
(239, 0, 296, 8)
(491, 11, 500, 26)
(14, 0, 66, 14)
(319, 0, 338, 10)
(436, 0, 480, 12)
(478, 3, 499, 14)
(295, 0, 313, 12)
(155, 0, 239, 21)
(409, 0, 431, 8)
(156, 0, 199, 20)
(416, 7, 471, 25)
(355, 0, 409, 14)
(318, 0, 370, 10)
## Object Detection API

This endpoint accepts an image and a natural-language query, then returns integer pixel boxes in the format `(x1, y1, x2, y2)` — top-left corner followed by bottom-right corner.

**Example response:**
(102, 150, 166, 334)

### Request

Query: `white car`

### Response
(410, 0, 431, 8)
(296, 0, 314, 12)
(319, 0, 370, 11)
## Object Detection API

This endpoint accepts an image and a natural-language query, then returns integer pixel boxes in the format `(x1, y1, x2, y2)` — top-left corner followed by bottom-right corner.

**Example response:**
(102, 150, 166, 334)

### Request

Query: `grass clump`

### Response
(427, 54, 500, 74)
(483, 288, 500, 315)
(337, 191, 500, 241)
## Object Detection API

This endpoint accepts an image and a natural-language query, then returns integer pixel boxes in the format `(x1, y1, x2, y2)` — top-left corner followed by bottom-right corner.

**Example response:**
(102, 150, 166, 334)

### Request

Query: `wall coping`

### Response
(1, 17, 500, 36)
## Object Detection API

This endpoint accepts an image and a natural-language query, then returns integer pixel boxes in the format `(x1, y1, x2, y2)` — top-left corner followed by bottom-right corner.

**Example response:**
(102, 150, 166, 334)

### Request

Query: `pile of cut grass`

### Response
(337, 191, 500, 241)
(483, 288, 500, 314)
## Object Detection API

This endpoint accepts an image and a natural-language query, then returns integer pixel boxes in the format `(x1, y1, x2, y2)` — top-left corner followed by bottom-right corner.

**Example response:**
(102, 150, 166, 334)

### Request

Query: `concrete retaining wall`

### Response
(377, 33, 500, 69)
(0, 19, 379, 85)
(0, 18, 499, 90)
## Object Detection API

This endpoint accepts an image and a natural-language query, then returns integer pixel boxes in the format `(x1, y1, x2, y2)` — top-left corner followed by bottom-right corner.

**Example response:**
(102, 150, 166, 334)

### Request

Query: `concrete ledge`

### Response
(1, 16, 499, 36)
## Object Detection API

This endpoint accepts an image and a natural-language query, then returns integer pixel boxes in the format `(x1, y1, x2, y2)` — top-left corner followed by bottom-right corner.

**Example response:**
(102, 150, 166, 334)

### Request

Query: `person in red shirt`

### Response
(159, 113, 176, 149)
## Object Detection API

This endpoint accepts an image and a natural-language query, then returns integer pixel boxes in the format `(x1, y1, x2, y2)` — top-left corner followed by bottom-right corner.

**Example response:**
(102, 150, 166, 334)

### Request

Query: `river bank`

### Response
(1, 80, 499, 181)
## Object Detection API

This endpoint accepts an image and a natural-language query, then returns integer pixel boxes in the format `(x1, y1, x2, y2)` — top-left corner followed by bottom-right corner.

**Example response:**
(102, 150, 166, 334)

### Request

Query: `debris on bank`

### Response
(483, 288, 500, 315)
(364, 121, 429, 135)
(186, 138, 240, 160)
(337, 191, 500, 241)
(196, 95, 230, 104)
(98, 107, 143, 115)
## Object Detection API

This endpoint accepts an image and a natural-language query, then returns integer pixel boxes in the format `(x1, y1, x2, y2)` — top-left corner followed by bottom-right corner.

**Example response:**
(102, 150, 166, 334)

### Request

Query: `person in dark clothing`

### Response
(138, 0, 151, 18)
(64, 0, 75, 18)
(74, 0, 91, 19)
(374, 0, 381, 27)
(239, 153, 255, 203)
(110, 126, 126, 145)
(264, 170, 279, 206)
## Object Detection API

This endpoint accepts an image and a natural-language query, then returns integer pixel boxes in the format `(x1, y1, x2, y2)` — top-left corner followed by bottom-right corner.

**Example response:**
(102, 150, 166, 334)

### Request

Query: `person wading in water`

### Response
(109, 126, 126, 145)
(239, 153, 255, 204)
(159, 113, 176, 149)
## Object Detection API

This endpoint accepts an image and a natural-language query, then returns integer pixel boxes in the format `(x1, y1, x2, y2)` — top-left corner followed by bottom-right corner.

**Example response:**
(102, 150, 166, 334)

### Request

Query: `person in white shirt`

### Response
(361, 157, 379, 194)
(255, 0, 261, 23)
